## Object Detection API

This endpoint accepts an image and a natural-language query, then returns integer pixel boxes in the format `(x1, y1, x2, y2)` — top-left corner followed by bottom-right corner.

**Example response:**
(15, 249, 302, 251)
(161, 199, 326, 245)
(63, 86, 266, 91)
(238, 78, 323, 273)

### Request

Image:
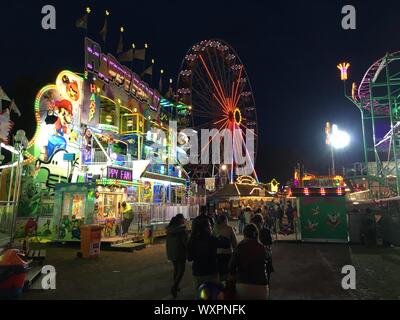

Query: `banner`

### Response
(299, 197, 348, 242)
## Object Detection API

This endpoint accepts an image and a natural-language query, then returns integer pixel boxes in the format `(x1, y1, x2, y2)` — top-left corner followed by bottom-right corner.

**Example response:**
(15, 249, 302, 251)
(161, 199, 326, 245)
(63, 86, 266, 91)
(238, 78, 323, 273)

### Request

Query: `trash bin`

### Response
(143, 225, 154, 245)
(80, 225, 103, 258)
(0, 249, 30, 299)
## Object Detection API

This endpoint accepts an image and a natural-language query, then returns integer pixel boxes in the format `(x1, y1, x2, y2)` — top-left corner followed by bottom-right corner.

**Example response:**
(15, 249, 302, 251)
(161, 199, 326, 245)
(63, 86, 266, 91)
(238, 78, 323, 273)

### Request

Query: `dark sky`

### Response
(1, 0, 400, 183)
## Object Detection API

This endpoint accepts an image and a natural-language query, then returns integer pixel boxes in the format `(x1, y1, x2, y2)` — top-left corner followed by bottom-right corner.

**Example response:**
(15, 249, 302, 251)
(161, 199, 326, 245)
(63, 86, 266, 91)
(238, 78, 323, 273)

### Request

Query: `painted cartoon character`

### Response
(24, 218, 38, 237)
(41, 219, 52, 236)
(82, 128, 93, 164)
(62, 75, 80, 101)
(71, 218, 82, 240)
(327, 213, 341, 228)
(47, 99, 73, 158)
(104, 219, 115, 237)
(312, 207, 320, 216)
(59, 215, 71, 239)
(305, 220, 318, 232)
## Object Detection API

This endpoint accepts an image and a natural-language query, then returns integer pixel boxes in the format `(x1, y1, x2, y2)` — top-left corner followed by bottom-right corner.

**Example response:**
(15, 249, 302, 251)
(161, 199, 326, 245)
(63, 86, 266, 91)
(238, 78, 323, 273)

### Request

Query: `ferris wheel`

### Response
(177, 39, 258, 182)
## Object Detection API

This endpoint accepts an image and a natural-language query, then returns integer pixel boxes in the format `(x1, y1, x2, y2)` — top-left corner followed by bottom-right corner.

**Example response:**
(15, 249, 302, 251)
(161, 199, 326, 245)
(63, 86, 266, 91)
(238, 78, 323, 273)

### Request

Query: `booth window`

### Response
(120, 113, 145, 135)
(100, 97, 117, 126)
(61, 193, 85, 219)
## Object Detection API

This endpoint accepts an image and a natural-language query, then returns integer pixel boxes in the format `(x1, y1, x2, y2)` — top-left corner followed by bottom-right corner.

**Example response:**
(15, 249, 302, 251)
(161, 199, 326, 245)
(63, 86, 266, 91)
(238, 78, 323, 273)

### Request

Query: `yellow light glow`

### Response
(86, 7, 91, 14)
(233, 108, 242, 125)
(337, 62, 350, 81)
(352, 82, 357, 100)
(120, 27, 124, 33)
(325, 122, 331, 145)
(105, 10, 110, 16)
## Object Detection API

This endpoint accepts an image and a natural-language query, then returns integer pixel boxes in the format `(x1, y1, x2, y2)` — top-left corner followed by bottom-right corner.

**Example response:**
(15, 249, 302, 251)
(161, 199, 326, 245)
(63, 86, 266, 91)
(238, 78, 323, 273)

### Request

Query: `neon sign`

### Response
(85, 38, 161, 110)
(89, 84, 97, 122)
(337, 62, 350, 81)
(107, 167, 133, 182)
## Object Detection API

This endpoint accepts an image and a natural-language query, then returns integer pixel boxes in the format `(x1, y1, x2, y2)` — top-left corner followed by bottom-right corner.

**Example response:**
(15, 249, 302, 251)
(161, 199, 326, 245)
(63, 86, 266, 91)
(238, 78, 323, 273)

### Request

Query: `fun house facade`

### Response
(4, 38, 198, 242)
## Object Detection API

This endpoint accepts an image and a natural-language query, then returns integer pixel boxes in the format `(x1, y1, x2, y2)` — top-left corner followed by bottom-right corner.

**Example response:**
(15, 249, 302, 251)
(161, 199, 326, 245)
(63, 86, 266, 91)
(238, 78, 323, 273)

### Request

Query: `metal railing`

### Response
(0, 202, 15, 248)
(128, 203, 199, 232)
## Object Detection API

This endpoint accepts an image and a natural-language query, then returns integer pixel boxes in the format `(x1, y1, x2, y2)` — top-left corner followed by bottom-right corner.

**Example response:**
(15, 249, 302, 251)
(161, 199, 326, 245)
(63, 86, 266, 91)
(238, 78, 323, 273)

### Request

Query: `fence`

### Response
(0, 202, 15, 248)
(129, 203, 199, 232)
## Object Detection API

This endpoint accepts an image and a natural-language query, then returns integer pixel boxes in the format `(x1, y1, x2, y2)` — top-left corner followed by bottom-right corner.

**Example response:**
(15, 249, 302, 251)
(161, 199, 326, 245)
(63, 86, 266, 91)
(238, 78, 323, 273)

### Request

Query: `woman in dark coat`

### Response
(187, 218, 219, 291)
(166, 214, 188, 299)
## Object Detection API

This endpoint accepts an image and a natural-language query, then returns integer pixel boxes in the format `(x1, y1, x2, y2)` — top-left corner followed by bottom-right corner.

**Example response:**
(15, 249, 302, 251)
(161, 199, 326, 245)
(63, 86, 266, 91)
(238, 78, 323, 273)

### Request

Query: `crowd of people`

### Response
(238, 202, 298, 236)
(165, 205, 275, 300)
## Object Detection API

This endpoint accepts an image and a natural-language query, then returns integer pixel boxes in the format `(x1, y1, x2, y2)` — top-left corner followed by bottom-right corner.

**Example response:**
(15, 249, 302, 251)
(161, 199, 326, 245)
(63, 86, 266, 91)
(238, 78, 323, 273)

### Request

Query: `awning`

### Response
(141, 171, 187, 185)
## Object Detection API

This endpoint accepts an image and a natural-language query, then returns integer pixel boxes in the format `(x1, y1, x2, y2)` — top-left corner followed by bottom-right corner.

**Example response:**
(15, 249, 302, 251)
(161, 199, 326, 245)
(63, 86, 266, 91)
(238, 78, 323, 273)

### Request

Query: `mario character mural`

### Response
(62, 75, 80, 102)
(34, 71, 83, 166)
(45, 99, 74, 159)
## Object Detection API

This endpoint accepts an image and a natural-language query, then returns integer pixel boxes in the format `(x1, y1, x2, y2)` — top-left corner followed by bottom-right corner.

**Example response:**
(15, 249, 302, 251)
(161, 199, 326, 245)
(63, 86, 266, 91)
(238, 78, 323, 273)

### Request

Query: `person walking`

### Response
(213, 214, 238, 282)
(238, 207, 245, 235)
(229, 224, 270, 300)
(192, 205, 214, 234)
(187, 219, 219, 291)
(121, 202, 133, 237)
(251, 214, 274, 283)
(286, 202, 295, 233)
(244, 207, 253, 226)
(166, 214, 189, 299)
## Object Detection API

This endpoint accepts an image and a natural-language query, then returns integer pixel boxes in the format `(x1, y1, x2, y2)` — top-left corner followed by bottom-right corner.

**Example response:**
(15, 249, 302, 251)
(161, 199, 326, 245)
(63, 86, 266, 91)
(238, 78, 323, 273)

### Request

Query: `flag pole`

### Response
(131, 43, 136, 71)
(151, 59, 155, 87)
(159, 69, 164, 94)
(143, 43, 148, 74)
(85, 7, 91, 37)
(103, 10, 110, 52)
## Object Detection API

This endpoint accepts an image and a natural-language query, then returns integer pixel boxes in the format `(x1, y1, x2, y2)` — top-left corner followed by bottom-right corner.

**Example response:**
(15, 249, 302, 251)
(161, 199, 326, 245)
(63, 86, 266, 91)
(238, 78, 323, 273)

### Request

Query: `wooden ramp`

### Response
(108, 241, 146, 252)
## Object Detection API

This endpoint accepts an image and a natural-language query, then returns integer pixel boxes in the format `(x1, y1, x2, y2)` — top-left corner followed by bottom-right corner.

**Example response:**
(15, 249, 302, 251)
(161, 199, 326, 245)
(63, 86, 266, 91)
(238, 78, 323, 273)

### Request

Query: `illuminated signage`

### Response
(89, 84, 97, 122)
(107, 167, 133, 182)
(98, 124, 119, 134)
(290, 188, 346, 197)
(85, 38, 161, 111)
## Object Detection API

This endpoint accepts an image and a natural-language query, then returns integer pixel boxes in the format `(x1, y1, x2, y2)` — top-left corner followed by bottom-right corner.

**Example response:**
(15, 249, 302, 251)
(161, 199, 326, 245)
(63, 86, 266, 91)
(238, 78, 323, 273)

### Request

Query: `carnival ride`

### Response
(342, 52, 400, 198)
(177, 40, 258, 183)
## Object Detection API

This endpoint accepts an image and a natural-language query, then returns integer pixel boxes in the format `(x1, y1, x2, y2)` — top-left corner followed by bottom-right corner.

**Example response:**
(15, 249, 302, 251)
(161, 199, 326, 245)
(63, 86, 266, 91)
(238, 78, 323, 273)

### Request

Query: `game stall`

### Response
(290, 184, 349, 243)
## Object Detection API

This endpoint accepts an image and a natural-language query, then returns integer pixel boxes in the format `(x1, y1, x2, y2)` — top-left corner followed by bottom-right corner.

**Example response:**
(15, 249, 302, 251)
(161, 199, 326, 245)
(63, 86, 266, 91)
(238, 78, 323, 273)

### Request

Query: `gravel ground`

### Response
(19, 240, 400, 300)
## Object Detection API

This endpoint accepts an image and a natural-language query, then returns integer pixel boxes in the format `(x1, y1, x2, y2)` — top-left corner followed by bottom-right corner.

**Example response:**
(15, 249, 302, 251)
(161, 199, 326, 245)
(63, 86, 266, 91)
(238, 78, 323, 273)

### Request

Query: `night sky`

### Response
(1, 0, 400, 183)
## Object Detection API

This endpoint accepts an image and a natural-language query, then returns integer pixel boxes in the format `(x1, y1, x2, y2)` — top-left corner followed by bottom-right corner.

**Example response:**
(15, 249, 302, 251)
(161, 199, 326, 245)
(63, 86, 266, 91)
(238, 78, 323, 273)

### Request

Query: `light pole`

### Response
(326, 123, 350, 176)
(220, 164, 227, 187)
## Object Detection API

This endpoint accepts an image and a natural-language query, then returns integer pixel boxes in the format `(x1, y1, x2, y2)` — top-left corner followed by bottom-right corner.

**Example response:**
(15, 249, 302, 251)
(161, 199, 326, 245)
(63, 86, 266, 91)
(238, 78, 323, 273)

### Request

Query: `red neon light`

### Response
(320, 188, 326, 196)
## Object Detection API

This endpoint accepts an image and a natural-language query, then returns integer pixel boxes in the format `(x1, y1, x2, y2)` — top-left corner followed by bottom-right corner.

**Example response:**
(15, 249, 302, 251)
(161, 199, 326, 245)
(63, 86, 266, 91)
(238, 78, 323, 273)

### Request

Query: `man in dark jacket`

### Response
(229, 224, 270, 300)
(192, 205, 214, 234)
(166, 214, 188, 299)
